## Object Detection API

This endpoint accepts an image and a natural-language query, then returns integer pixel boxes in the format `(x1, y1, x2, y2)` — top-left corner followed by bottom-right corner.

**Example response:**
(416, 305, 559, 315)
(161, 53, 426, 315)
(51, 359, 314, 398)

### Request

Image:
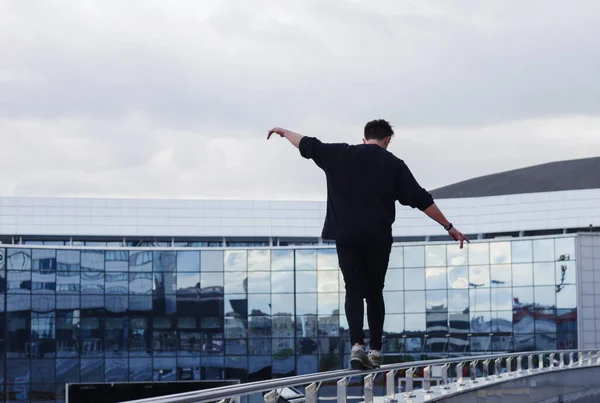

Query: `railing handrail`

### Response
(120, 349, 598, 403)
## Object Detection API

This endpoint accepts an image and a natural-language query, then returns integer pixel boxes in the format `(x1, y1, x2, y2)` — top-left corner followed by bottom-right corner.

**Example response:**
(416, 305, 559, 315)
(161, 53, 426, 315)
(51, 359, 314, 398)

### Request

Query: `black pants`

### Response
(336, 241, 392, 351)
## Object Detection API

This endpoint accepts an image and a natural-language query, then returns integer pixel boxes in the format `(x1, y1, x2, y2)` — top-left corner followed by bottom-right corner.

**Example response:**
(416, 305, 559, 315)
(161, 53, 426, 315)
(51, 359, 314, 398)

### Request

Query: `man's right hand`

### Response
(448, 227, 470, 249)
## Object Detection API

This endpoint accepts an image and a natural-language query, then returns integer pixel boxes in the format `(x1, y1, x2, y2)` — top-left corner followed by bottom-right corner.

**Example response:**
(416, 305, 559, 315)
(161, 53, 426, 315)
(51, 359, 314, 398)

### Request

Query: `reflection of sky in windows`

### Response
(405, 313, 426, 332)
(426, 290, 447, 310)
(533, 239, 555, 262)
(317, 249, 338, 271)
(491, 287, 513, 311)
(426, 267, 447, 290)
(295, 294, 317, 315)
(317, 270, 338, 293)
(224, 272, 247, 294)
(272, 250, 294, 271)
(469, 265, 490, 287)
(448, 266, 468, 289)
(405, 291, 425, 313)
(271, 272, 294, 293)
(384, 269, 403, 291)
(512, 240, 533, 263)
(533, 262, 555, 286)
(296, 271, 317, 293)
(389, 247, 403, 268)
(490, 242, 511, 264)
(447, 245, 467, 266)
(513, 263, 534, 286)
(448, 289, 469, 312)
(248, 250, 270, 271)
(404, 246, 424, 268)
(468, 243, 489, 266)
(177, 251, 199, 272)
(295, 250, 316, 271)
(206, 250, 227, 272)
(491, 264, 511, 287)
(404, 268, 425, 290)
(469, 288, 491, 311)
(426, 245, 446, 267)
(248, 272, 270, 294)
(317, 293, 339, 315)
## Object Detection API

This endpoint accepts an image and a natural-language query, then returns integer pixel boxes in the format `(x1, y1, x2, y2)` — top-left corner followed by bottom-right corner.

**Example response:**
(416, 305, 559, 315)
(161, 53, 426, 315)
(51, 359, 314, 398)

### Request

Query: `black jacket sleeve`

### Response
(395, 159, 434, 211)
(299, 137, 347, 169)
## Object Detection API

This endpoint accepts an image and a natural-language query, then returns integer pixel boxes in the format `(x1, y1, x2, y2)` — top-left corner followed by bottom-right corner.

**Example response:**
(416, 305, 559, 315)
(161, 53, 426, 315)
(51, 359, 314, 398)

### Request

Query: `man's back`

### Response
(299, 137, 434, 244)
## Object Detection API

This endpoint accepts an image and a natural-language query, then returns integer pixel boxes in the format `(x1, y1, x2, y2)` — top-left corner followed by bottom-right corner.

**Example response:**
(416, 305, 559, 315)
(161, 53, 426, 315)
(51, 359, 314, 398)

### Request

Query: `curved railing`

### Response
(121, 349, 600, 403)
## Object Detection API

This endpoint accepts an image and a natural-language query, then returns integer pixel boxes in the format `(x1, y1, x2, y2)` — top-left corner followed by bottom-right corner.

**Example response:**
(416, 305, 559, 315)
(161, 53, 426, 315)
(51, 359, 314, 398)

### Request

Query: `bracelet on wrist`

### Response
(444, 223, 453, 231)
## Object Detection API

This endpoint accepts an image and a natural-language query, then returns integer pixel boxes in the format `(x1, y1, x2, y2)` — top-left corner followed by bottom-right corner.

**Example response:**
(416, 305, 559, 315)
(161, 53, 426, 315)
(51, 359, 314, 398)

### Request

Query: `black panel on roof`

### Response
(430, 157, 600, 199)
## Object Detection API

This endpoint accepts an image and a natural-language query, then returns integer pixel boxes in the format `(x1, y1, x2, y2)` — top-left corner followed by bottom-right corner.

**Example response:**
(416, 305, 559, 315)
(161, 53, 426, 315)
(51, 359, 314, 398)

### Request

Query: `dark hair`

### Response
(364, 119, 394, 141)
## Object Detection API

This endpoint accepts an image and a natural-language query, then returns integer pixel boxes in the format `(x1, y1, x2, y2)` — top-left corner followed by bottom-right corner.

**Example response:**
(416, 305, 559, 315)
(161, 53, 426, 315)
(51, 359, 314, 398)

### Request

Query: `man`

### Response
(267, 119, 469, 369)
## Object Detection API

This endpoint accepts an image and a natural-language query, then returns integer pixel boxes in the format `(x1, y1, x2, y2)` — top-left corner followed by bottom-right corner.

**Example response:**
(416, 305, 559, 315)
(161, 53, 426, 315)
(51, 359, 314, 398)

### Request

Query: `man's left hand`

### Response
(267, 127, 288, 139)
(448, 227, 470, 249)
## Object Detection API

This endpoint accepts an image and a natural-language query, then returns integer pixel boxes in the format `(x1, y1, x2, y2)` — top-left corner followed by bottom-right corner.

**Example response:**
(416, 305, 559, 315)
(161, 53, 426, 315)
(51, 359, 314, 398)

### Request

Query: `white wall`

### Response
(577, 233, 600, 349)
(0, 188, 599, 238)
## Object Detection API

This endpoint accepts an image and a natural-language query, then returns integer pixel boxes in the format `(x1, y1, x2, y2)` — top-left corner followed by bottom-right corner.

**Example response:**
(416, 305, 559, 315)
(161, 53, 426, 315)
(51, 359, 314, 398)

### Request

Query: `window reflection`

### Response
(405, 313, 426, 332)
(469, 265, 490, 287)
(206, 250, 227, 272)
(224, 272, 247, 294)
(491, 287, 513, 311)
(512, 262, 535, 287)
(512, 240, 533, 263)
(177, 251, 200, 272)
(448, 289, 469, 312)
(556, 261, 576, 287)
(533, 239, 555, 262)
(468, 243, 489, 266)
(533, 262, 554, 286)
(318, 293, 339, 316)
(224, 250, 248, 271)
(426, 245, 446, 267)
(384, 269, 403, 291)
(490, 242, 511, 265)
(389, 247, 403, 268)
(404, 268, 425, 290)
(7, 249, 31, 270)
(317, 249, 338, 270)
(383, 315, 404, 335)
(426, 290, 447, 310)
(296, 271, 317, 293)
(490, 264, 511, 287)
(272, 250, 294, 271)
(295, 250, 316, 271)
(248, 250, 270, 271)
(271, 272, 294, 293)
(404, 246, 424, 268)
(556, 284, 576, 309)
(384, 291, 404, 314)
(447, 245, 467, 266)
(555, 237, 575, 261)
(469, 288, 490, 311)
(129, 251, 152, 272)
(296, 294, 317, 315)
(404, 291, 425, 313)
(317, 271, 338, 293)
(426, 267, 447, 290)
(248, 271, 270, 294)
(448, 266, 468, 289)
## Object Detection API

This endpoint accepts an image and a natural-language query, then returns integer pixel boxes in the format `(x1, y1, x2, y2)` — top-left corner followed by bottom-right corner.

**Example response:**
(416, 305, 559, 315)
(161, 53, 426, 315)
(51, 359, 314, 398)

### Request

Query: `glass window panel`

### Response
(248, 271, 271, 294)
(130, 272, 153, 294)
(490, 310, 513, 333)
(317, 249, 338, 270)
(469, 265, 490, 288)
(177, 272, 200, 293)
(201, 272, 223, 289)
(318, 270, 338, 293)
(271, 294, 295, 317)
(556, 285, 576, 309)
(425, 267, 447, 290)
(7, 249, 31, 270)
(555, 237, 575, 261)
(404, 268, 425, 290)
(154, 272, 176, 295)
(222, 250, 244, 272)
(130, 358, 153, 382)
(105, 250, 128, 271)
(224, 272, 247, 294)
(153, 251, 176, 273)
(32, 249, 56, 272)
(318, 293, 339, 316)
(468, 243, 489, 265)
(272, 250, 294, 271)
(8, 270, 31, 292)
(513, 263, 534, 286)
(56, 358, 80, 384)
(177, 251, 200, 272)
(205, 250, 226, 272)
(426, 245, 446, 267)
(533, 262, 555, 286)
(296, 271, 317, 293)
(404, 246, 424, 268)
(405, 313, 426, 332)
(536, 333, 557, 350)
(469, 288, 491, 311)
(249, 294, 271, 316)
(448, 266, 468, 289)
(556, 261, 576, 286)
(384, 291, 404, 314)
(129, 251, 152, 272)
(426, 290, 447, 310)
(271, 272, 294, 293)
(490, 242, 511, 265)
(470, 311, 491, 333)
(490, 264, 511, 287)
(491, 287, 513, 311)
(248, 250, 270, 271)
(449, 312, 470, 334)
(533, 286, 556, 308)
(81, 268, 104, 294)
(448, 289, 469, 312)
(296, 294, 317, 315)
(295, 249, 316, 271)
(383, 314, 404, 335)
(534, 308, 556, 333)
(513, 286, 534, 307)
(447, 245, 467, 266)
(384, 269, 403, 291)
(533, 239, 555, 262)
(405, 291, 425, 313)
(389, 247, 403, 268)
(105, 272, 128, 295)
(81, 358, 104, 381)
(512, 240, 533, 264)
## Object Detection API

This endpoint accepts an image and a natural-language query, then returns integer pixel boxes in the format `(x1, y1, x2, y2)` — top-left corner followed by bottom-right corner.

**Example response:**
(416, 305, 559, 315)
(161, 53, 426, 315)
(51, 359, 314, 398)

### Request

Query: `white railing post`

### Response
(386, 370, 398, 398)
(470, 361, 478, 383)
(569, 352, 574, 367)
(404, 368, 415, 398)
(587, 352, 592, 366)
(423, 366, 432, 393)
(305, 382, 318, 403)
(549, 353, 555, 369)
(456, 362, 465, 386)
(495, 358, 502, 377)
(506, 357, 512, 376)
(441, 364, 451, 389)
(559, 353, 565, 368)
(539, 354, 545, 370)
(483, 359, 491, 380)
(264, 390, 277, 403)
(337, 378, 347, 403)
(517, 356, 523, 374)
(528, 355, 534, 373)
(579, 352, 584, 367)
(364, 374, 374, 403)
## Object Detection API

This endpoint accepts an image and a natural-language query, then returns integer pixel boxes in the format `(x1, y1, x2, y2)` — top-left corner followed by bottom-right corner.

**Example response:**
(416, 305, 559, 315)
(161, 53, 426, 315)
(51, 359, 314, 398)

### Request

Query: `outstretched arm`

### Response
(423, 203, 470, 248)
(267, 127, 304, 149)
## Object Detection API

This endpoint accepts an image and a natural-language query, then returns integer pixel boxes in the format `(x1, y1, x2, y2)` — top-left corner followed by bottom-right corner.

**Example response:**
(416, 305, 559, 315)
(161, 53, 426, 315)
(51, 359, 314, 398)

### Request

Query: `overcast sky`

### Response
(2, 0, 600, 201)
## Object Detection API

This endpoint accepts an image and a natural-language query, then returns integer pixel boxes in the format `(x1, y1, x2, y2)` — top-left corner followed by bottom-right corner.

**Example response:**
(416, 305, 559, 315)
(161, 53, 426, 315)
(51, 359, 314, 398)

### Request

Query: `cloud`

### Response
(1, 0, 599, 199)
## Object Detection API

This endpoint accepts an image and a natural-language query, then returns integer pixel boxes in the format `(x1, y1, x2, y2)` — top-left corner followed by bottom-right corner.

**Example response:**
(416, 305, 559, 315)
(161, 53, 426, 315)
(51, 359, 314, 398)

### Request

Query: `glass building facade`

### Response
(0, 235, 578, 402)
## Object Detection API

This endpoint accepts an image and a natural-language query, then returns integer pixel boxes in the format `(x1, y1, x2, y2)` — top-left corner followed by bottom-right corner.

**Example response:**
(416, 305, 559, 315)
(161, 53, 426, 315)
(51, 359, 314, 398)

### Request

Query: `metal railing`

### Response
(121, 349, 600, 403)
